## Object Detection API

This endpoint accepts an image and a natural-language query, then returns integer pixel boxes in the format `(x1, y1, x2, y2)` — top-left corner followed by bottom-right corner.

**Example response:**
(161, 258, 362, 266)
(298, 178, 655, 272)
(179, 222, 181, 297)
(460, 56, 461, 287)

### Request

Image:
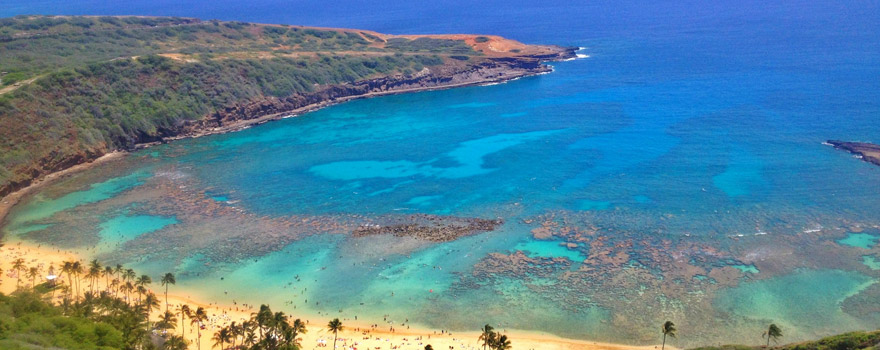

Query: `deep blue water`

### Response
(3, 0, 880, 346)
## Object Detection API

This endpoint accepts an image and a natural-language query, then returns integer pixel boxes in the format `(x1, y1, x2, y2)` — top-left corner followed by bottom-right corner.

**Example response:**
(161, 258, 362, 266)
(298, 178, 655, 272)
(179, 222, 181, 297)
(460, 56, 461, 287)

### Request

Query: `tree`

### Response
(143, 292, 161, 326)
(136, 275, 151, 303)
(479, 324, 495, 350)
(254, 304, 274, 338)
(161, 272, 176, 312)
(179, 304, 192, 338)
(87, 259, 101, 293)
(213, 326, 232, 349)
(158, 310, 178, 333)
(662, 321, 676, 350)
(12, 258, 25, 289)
(491, 334, 511, 350)
(243, 321, 258, 347)
(328, 318, 344, 350)
(290, 318, 307, 348)
(192, 306, 208, 350)
(162, 335, 189, 350)
(103, 265, 114, 291)
(763, 324, 782, 348)
(27, 266, 41, 288)
(425, 345, 434, 350)
(61, 261, 74, 297)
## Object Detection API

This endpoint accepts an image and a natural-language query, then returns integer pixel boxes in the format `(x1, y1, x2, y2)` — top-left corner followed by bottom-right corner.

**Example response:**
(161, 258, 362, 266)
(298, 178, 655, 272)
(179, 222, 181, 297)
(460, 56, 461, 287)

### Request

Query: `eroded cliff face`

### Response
(0, 49, 574, 199)
(178, 54, 570, 137)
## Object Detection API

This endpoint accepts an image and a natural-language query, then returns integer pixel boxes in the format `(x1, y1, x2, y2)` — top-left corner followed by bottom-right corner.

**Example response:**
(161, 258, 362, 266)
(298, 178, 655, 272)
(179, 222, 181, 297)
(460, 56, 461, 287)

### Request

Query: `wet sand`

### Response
(0, 241, 671, 350)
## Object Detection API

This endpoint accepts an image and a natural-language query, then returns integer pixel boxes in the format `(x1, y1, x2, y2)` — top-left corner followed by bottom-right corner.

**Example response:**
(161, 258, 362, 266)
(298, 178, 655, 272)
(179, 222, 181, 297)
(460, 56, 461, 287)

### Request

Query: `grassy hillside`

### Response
(690, 330, 880, 350)
(0, 15, 566, 198)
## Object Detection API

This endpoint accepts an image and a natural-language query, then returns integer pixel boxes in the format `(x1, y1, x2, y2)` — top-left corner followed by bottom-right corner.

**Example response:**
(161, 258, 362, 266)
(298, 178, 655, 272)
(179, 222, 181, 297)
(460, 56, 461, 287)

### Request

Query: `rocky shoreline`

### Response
(827, 140, 880, 167)
(0, 47, 575, 213)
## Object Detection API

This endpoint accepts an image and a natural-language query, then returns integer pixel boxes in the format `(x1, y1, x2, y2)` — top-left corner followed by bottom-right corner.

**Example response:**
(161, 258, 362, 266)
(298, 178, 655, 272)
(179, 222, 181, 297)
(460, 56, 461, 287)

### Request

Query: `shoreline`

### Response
(0, 151, 125, 227)
(0, 53, 570, 226)
(0, 241, 669, 350)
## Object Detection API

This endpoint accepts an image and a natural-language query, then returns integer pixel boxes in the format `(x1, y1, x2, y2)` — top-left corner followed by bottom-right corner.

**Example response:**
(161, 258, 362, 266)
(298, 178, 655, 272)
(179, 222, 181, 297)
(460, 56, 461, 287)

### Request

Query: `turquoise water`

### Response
(3, 0, 880, 346)
(96, 215, 177, 252)
(714, 269, 875, 341)
(863, 256, 880, 271)
(838, 233, 879, 249)
(732, 264, 760, 274)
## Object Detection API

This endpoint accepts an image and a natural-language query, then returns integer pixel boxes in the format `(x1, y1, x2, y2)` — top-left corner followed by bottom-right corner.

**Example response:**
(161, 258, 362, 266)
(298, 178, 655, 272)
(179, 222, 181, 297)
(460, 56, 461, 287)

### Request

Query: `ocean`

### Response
(2, 0, 880, 346)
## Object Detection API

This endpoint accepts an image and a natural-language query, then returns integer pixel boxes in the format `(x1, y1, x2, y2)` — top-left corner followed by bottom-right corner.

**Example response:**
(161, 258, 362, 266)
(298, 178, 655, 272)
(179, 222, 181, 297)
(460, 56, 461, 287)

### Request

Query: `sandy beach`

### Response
(0, 241, 669, 350)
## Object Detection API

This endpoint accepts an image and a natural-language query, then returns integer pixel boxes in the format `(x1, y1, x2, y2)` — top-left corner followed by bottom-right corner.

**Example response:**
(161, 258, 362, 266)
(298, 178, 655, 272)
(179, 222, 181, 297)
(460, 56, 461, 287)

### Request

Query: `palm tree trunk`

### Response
(333, 331, 338, 350)
(165, 284, 169, 312)
(662, 334, 666, 350)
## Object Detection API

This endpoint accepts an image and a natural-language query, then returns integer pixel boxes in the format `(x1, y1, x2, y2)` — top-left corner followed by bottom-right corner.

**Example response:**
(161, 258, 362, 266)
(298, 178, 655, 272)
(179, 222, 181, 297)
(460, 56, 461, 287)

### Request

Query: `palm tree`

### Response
(137, 285, 148, 303)
(273, 311, 289, 339)
(12, 258, 25, 289)
(425, 345, 434, 350)
(492, 334, 511, 350)
(114, 264, 125, 281)
(162, 335, 189, 350)
(228, 321, 242, 348)
(87, 259, 101, 293)
(253, 304, 274, 338)
(71, 260, 84, 299)
(124, 268, 136, 284)
(110, 278, 121, 298)
(763, 324, 782, 348)
(212, 326, 232, 350)
(61, 261, 73, 297)
(179, 304, 191, 337)
(328, 318, 343, 350)
(479, 324, 496, 350)
(661, 321, 677, 350)
(27, 266, 41, 288)
(191, 306, 208, 350)
(290, 318, 307, 348)
(242, 321, 258, 347)
(103, 265, 114, 291)
(143, 292, 161, 326)
(161, 272, 176, 312)
(158, 310, 178, 333)
(122, 281, 135, 304)
(136, 275, 151, 302)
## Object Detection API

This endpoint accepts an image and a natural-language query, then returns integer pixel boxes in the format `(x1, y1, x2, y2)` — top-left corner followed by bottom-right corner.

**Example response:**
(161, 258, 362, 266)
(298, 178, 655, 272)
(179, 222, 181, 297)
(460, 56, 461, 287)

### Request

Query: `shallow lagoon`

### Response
(3, 0, 880, 346)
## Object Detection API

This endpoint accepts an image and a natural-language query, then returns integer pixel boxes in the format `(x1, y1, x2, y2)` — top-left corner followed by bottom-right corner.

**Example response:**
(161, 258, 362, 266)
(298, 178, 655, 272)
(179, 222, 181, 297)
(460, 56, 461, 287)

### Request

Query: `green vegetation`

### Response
(0, 15, 488, 197)
(1, 255, 321, 349)
(477, 324, 513, 350)
(765, 324, 783, 347)
(385, 37, 476, 54)
(690, 330, 880, 350)
(0, 292, 125, 349)
(328, 318, 343, 350)
(662, 320, 677, 350)
(1, 247, 878, 349)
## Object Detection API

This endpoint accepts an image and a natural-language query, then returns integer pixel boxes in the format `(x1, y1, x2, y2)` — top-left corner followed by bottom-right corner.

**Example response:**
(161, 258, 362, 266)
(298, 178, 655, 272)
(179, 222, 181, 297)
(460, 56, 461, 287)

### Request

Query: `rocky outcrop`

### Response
(176, 53, 571, 137)
(352, 214, 503, 242)
(827, 140, 880, 167)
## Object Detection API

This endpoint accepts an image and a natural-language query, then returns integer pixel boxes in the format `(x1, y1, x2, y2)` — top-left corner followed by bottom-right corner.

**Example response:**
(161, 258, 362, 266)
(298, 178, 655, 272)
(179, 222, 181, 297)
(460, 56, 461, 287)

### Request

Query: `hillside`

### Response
(690, 330, 880, 350)
(0, 15, 575, 198)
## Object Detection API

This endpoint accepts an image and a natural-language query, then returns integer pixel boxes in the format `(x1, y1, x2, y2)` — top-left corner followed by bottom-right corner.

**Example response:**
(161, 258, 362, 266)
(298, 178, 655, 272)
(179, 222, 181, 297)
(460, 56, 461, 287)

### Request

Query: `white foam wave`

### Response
(576, 54, 590, 59)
